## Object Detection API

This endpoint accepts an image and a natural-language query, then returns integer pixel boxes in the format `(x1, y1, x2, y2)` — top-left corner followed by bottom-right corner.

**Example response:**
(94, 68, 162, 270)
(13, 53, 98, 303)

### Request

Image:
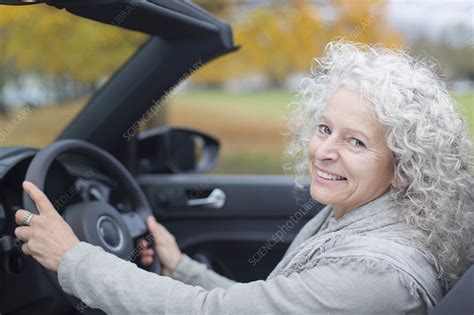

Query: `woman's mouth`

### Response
(315, 168, 347, 181)
(313, 167, 347, 185)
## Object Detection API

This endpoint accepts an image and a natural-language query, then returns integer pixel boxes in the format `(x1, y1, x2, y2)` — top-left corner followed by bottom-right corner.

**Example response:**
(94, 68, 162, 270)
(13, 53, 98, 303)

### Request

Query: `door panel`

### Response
(138, 174, 324, 281)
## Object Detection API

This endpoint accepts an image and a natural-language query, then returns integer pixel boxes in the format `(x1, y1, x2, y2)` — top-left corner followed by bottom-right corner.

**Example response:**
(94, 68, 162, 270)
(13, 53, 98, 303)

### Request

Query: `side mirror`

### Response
(136, 126, 219, 174)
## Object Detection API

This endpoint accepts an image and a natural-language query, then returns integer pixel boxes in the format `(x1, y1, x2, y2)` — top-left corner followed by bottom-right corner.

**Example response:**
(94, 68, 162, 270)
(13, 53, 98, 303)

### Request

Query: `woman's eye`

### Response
(350, 138, 365, 148)
(317, 124, 330, 135)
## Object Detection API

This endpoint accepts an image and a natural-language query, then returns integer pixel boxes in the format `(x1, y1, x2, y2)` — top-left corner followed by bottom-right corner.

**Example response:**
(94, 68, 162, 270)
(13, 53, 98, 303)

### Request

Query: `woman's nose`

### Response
(315, 138, 339, 161)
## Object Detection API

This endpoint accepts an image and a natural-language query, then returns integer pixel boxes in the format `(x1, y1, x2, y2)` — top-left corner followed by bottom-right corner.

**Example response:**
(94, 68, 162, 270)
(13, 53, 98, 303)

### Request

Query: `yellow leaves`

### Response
(195, 0, 404, 86)
(329, 0, 403, 46)
(0, 5, 33, 27)
(0, 0, 404, 86)
(195, 1, 326, 85)
(331, 0, 386, 22)
(0, 4, 146, 83)
(197, 0, 403, 84)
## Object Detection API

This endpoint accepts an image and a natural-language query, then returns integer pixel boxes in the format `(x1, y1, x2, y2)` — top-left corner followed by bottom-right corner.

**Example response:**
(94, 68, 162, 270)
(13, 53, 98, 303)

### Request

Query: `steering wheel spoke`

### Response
(121, 212, 148, 238)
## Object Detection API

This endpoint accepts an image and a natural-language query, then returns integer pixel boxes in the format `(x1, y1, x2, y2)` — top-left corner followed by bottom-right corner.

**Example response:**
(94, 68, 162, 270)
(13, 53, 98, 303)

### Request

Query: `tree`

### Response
(0, 6, 30, 115)
(0, 4, 146, 107)
(191, 0, 403, 88)
(328, 0, 404, 46)
(193, 0, 326, 87)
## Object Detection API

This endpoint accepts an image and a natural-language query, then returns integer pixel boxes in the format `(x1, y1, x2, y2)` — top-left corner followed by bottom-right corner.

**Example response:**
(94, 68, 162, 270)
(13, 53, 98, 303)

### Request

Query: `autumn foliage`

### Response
(193, 0, 404, 86)
(0, 5, 145, 83)
(0, 0, 403, 88)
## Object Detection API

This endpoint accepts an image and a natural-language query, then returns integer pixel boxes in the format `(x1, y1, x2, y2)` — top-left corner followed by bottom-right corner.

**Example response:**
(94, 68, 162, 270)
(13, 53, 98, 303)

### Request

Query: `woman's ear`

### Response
(390, 177, 400, 189)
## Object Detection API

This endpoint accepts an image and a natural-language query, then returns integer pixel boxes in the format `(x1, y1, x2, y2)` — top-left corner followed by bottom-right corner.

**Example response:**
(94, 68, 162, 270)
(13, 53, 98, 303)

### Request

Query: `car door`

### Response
(138, 172, 323, 282)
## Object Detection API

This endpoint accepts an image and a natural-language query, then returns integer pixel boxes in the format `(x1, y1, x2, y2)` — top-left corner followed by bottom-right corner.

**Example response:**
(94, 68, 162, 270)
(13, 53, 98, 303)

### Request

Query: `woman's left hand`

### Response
(14, 181, 80, 272)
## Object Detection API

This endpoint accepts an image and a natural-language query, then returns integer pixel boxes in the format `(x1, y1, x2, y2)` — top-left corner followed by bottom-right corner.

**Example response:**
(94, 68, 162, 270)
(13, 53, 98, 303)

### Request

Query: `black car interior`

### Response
(0, 1, 471, 314)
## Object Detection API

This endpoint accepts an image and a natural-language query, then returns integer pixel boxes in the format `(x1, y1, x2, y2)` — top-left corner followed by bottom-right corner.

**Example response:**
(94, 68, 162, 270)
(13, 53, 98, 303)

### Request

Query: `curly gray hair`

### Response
(282, 40, 474, 293)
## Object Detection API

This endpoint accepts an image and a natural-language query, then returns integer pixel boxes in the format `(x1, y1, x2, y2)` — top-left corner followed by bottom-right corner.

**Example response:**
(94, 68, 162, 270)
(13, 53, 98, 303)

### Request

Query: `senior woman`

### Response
(14, 40, 473, 314)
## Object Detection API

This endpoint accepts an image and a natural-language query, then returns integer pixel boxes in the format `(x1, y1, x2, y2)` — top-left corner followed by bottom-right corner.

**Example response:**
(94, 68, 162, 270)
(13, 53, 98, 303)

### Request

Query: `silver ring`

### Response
(22, 212, 34, 226)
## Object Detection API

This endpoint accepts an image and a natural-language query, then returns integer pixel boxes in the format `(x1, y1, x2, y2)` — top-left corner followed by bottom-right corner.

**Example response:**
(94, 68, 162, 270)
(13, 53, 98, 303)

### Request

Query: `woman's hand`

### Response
(14, 181, 80, 272)
(139, 216, 182, 276)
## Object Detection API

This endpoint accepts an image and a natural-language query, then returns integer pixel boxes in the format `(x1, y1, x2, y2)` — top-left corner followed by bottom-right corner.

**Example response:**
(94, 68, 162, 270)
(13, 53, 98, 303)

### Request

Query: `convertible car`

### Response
(0, 1, 471, 314)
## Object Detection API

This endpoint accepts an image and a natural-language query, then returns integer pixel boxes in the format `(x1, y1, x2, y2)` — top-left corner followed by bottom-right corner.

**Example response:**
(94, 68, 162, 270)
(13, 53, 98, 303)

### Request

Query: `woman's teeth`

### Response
(316, 169, 346, 180)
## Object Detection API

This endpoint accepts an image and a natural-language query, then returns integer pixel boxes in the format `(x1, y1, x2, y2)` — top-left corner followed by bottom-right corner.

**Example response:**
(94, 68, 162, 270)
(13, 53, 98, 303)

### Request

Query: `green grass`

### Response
(171, 89, 474, 134)
(454, 92, 474, 137)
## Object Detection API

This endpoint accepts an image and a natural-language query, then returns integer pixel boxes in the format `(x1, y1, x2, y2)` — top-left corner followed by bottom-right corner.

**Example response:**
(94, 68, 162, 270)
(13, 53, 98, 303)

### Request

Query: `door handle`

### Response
(186, 188, 226, 209)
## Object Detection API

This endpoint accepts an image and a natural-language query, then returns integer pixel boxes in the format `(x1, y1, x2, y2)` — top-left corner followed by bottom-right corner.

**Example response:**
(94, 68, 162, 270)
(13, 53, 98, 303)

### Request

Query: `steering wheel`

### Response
(22, 139, 161, 306)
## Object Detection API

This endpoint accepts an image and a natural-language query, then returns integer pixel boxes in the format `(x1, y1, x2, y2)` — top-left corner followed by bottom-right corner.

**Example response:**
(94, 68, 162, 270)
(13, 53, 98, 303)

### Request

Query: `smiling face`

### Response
(308, 86, 395, 219)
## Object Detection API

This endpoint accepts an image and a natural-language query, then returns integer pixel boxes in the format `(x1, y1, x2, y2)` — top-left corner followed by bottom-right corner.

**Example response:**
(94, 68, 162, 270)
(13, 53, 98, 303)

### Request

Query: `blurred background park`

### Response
(0, 0, 472, 174)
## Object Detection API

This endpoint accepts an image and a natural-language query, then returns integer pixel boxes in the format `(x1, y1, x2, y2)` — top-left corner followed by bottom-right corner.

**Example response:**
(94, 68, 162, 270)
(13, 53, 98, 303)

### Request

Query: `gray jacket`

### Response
(58, 205, 428, 314)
